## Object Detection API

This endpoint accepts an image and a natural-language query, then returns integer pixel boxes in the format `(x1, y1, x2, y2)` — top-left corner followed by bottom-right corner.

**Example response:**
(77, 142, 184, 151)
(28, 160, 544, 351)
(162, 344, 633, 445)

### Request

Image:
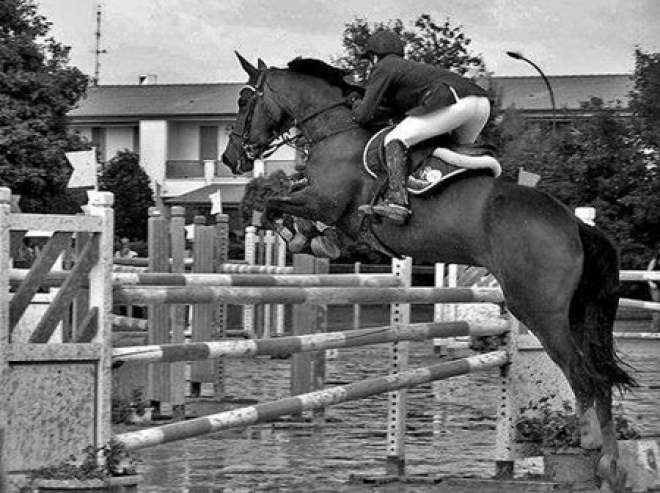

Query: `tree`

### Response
(99, 151, 154, 242)
(498, 96, 660, 274)
(630, 49, 660, 148)
(333, 14, 486, 84)
(0, 0, 90, 211)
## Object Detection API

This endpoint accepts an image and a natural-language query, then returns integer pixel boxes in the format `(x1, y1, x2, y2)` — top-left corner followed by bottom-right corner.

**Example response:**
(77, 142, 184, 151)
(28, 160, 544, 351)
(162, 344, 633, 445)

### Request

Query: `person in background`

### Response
(115, 237, 138, 259)
(15, 237, 35, 268)
(647, 246, 660, 331)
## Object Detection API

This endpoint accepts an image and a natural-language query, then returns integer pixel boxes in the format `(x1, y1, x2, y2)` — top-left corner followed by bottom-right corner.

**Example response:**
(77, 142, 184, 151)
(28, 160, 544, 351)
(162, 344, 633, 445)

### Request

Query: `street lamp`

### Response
(506, 51, 557, 132)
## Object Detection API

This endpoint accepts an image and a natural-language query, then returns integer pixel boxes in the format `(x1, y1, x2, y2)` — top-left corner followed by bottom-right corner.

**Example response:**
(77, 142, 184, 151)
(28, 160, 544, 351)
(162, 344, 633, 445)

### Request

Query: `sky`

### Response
(36, 0, 660, 85)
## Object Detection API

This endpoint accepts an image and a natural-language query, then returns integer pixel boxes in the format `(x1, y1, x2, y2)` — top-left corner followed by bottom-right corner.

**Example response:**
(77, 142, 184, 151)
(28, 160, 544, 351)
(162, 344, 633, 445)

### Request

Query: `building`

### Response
(67, 80, 298, 233)
(66, 73, 633, 229)
(488, 73, 633, 124)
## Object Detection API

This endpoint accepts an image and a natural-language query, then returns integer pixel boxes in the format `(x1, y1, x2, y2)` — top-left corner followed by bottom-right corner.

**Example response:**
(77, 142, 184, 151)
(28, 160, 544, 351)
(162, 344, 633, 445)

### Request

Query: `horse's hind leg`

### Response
(519, 312, 626, 491)
(520, 311, 597, 423)
(594, 389, 628, 490)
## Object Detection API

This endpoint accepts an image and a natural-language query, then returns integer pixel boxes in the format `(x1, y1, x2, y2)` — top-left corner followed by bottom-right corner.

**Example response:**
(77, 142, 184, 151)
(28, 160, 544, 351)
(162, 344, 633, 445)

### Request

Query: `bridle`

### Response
(230, 69, 289, 163)
(230, 69, 356, 168)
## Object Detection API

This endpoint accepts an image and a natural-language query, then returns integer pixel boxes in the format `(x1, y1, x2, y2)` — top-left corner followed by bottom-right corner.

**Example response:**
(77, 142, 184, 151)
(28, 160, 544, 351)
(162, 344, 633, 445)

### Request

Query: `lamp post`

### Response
(506, 51, 557, 132)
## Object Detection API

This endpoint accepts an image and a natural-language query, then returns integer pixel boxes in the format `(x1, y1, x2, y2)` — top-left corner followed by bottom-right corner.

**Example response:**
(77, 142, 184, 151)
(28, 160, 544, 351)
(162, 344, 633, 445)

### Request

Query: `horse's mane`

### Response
(287, 57, 362, 95)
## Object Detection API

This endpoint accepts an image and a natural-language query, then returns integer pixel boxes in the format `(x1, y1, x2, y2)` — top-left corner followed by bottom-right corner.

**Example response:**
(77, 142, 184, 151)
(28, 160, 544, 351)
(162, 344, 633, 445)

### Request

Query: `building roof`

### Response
(68, 83, 244, 120)
(67, 74, 634, 121)
(489, 74, 633, 111)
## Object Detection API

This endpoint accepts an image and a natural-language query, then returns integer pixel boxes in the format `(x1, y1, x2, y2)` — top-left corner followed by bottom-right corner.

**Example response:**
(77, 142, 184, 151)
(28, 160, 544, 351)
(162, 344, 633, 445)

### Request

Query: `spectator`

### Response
(15, 238, 35, 268)
(115, 237, 138, 259)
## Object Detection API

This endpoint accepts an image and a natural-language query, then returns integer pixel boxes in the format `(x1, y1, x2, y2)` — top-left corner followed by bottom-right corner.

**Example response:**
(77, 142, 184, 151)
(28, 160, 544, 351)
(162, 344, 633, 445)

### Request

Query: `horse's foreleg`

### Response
(266, 188, 347, 259)
(266, 187, 345, 225)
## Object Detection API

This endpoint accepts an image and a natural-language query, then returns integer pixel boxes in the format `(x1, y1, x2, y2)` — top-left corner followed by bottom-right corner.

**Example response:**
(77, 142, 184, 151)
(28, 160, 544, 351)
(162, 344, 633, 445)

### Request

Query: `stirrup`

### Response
(360, 203, 411, 225)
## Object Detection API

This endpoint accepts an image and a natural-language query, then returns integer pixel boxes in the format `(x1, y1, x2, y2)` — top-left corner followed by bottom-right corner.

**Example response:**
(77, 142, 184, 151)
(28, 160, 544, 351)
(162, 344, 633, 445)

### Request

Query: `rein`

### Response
(234, 69, 359, 160)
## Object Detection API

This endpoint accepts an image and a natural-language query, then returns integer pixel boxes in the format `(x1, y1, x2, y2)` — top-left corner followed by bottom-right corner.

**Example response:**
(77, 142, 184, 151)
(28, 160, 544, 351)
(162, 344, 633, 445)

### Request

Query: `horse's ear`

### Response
(235, 51, 259, 81)
(257, 58, 267, 70)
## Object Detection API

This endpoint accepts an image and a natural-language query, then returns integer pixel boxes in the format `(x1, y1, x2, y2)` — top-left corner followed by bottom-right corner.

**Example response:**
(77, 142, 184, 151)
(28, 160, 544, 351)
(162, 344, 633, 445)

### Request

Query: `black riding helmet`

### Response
(361, 30, 405, 59)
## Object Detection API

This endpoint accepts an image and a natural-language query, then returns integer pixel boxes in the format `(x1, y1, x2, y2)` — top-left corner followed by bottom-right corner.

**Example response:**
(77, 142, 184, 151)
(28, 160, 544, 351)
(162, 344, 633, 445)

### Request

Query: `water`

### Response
(124, 319, 660, 492)
(128, 342, 507, 492)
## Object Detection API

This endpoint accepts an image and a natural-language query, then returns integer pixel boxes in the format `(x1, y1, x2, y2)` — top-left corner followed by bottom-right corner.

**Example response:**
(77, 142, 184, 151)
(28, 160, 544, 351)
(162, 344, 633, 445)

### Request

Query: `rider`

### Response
(352, 29, 491, 224)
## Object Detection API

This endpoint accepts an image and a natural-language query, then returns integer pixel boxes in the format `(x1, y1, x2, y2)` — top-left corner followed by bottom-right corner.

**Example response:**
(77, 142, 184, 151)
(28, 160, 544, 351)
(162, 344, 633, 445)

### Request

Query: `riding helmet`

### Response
(361, 30, 405, 59)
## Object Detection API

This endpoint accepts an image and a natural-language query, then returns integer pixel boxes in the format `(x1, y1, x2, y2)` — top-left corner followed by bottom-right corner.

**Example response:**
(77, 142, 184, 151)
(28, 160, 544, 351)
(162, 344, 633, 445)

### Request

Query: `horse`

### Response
(221, 53, 635, 491)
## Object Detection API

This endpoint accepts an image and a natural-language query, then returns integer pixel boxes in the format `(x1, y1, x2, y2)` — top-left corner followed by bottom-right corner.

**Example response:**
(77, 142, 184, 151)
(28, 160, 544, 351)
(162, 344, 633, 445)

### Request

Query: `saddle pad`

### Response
(362, 128, 497, 196)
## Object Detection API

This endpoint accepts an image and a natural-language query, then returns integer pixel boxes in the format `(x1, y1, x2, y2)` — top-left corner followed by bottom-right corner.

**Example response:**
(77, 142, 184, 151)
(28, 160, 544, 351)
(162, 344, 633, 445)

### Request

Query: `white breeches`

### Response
(385, 95, 491, 147)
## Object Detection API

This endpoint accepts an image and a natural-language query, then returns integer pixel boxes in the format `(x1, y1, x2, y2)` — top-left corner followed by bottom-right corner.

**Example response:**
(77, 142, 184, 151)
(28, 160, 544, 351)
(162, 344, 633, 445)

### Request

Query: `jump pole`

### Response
(111, 272, 401, 287)
(115, 286, 504, 306)
(619, 270, 660, 282)
(112, 319, 511, 363)
(114, 351, 509, 451)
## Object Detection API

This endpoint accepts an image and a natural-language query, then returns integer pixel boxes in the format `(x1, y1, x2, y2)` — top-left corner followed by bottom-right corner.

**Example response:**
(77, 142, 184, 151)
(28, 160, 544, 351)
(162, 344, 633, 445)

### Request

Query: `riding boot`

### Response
(374, 139, 411, 224)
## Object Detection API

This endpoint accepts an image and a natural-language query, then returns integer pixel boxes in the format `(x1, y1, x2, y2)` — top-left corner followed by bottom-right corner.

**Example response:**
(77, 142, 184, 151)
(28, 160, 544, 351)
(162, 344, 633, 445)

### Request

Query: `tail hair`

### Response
(570, 222, 637, 394)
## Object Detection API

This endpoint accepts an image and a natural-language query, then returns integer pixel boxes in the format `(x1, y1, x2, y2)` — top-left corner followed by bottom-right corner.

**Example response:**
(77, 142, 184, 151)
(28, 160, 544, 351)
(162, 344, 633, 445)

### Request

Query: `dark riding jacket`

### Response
(353, 54, 488, 125)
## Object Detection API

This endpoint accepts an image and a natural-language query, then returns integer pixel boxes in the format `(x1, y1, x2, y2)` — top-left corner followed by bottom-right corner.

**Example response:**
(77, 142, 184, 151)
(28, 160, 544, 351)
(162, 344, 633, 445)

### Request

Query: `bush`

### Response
(99, 150, 154, 242)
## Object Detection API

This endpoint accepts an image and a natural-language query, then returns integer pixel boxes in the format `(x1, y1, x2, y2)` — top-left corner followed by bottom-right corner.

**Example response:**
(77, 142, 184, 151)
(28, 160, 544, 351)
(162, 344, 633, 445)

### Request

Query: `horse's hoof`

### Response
(275, 223, 295, 243)
(597, 455, 629, 493)
(289, 234, 310, 253)
(311, 235, 341, 259)
(295, 218, 319, 237)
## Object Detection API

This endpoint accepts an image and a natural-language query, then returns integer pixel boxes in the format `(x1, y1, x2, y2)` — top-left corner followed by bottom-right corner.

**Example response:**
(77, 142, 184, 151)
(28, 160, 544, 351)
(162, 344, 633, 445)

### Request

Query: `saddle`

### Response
(363, 128, 501, 196)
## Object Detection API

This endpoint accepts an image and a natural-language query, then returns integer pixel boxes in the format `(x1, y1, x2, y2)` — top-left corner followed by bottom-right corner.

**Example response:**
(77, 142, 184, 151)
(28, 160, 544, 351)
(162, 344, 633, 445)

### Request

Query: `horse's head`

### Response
(222, 53, 292, 175)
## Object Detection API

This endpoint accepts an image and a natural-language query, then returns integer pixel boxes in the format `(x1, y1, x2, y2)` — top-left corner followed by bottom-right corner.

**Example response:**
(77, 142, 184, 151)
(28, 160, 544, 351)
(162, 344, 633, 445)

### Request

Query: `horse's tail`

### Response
(569, 221, 637, 394)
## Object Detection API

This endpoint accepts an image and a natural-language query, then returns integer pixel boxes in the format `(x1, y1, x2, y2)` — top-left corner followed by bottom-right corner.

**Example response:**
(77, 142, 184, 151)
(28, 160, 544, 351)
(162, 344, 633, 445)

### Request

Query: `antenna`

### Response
(93, 1, 107, 86)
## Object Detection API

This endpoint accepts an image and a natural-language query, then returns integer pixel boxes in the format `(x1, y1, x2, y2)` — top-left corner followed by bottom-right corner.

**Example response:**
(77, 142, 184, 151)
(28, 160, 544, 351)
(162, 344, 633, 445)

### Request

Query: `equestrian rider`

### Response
(352, 30, 491, 224)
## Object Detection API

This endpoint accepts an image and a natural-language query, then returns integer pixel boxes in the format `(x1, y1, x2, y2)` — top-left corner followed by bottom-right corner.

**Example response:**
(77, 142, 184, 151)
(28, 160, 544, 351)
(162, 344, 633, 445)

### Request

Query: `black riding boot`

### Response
(376, 139, 411, 224)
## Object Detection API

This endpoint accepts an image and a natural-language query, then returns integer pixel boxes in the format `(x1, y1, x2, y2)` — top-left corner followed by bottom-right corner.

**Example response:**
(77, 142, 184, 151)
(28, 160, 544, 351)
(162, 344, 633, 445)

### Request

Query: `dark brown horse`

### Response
(221, 54, 634, 490)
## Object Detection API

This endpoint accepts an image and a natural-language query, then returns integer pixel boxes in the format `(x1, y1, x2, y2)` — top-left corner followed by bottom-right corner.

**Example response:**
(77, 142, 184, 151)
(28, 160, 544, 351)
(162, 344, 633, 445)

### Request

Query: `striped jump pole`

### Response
(112, 272, 402, 287)
(112, 264, 149, 273)
(112, 318, 511, 363)
(113, 257, 194, 268)
(114, 350, 509, 451)
(218, 263, 294, 274)
(115, 286, 505, 306)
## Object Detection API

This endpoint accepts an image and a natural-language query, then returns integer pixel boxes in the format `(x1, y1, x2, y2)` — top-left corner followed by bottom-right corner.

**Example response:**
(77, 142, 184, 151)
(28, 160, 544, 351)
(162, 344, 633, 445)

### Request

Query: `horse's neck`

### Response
(279, 80, 353, 143)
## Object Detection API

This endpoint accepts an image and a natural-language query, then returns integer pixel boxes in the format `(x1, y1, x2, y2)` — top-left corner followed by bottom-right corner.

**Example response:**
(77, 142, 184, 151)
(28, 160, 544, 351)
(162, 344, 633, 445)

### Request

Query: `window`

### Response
(199, 126, 219, 161)
(91, 127, 107, 162)
(133, 126, 140, 154)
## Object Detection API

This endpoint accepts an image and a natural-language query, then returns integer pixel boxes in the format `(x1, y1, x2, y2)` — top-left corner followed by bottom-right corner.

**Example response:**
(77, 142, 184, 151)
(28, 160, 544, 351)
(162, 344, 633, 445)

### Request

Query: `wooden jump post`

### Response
(0, 187, 114, 489)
